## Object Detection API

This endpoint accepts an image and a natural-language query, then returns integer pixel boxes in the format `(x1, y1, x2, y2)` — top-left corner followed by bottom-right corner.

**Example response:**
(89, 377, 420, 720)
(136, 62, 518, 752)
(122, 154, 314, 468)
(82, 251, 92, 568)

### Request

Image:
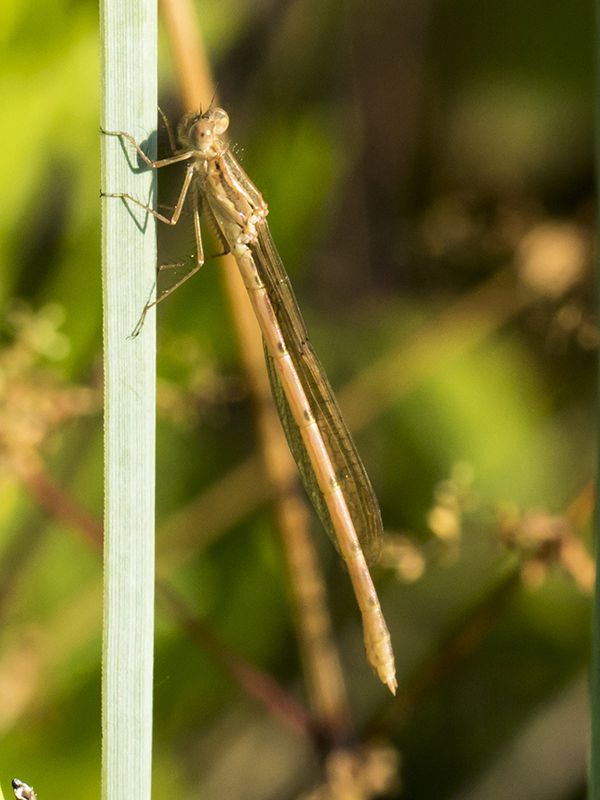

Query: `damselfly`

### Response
(102, 107, 397, 693)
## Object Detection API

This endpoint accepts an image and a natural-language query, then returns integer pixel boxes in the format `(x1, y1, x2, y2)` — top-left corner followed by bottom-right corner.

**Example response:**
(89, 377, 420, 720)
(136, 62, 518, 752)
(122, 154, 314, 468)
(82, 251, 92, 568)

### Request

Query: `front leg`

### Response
(101, 127, 195, 169)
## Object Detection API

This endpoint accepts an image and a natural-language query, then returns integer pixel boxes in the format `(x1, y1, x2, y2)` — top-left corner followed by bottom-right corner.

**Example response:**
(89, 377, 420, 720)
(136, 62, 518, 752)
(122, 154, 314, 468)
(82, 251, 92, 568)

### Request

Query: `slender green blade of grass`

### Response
(100, 1, 157, 798)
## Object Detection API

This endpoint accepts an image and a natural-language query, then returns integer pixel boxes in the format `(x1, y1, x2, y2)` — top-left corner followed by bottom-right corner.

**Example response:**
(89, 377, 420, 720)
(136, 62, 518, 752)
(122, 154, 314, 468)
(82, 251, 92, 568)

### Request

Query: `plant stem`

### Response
(100, 0, 157, 797)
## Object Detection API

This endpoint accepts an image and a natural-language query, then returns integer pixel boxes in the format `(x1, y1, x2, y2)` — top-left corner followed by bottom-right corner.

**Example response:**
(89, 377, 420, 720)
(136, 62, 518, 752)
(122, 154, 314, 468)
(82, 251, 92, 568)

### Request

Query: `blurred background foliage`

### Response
(0, 0, 595, 798)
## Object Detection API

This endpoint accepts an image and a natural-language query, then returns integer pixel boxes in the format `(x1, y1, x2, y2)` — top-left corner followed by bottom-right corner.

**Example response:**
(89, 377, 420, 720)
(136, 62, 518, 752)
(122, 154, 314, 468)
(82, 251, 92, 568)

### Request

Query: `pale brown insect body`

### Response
(103, 108, 396, 692)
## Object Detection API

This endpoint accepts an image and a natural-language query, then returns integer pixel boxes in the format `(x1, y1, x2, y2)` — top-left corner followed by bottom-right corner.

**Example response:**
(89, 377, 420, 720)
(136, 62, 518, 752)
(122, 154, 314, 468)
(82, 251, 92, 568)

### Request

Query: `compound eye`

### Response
(211, 107, 229, 135)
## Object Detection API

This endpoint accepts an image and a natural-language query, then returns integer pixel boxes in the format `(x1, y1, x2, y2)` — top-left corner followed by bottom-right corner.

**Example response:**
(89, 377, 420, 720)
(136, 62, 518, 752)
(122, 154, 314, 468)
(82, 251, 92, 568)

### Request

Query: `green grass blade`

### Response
(100, 1, 157, 798)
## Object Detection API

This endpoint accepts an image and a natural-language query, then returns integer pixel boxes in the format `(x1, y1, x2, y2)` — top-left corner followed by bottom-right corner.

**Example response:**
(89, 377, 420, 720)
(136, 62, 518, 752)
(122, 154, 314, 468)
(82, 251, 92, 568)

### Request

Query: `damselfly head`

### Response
(178, 107, 230, 154)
